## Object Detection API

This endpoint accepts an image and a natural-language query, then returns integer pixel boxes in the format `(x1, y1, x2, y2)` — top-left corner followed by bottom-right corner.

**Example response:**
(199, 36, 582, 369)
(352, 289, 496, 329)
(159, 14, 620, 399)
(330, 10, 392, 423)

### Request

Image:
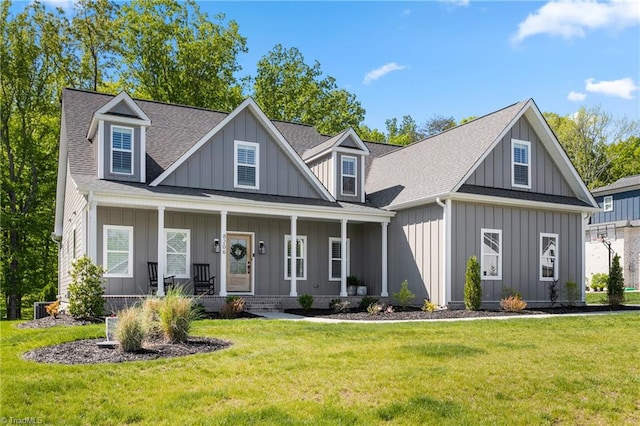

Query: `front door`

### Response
(227, 233, 253, 293)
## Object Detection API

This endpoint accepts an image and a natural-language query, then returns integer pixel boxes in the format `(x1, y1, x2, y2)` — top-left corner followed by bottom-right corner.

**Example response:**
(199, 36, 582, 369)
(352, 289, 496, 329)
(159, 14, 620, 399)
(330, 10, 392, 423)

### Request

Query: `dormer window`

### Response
(234, 140, 259, 189)
(603, 196, 613, 212)
(111, 126, 133, 175)
(341, 156, 357, 196)
(511, 139, 531, 188)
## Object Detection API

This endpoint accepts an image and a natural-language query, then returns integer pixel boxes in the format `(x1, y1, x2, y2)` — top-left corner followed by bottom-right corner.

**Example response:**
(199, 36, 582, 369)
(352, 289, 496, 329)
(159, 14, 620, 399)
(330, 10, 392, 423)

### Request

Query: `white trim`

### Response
(219, 211, 228, 296)
(87, 198, 97, 261)
(448, 192, 601, 214)
(331, 150, 338, 197)
(539, 232, 558, 281)
(81, 209, 87, 256)
(97, 121, 104, 179)
(480, 228, 502, 281)
(157, 207, 166, 296)
(165, 228, 191, 279)
(87, 92, 150, 140)
(511, 139, 531, 189)
(381, 222, 388, 297)
(110, 125, 134, 175)
(284, 234, 307, 281)
(234, 140, 260, 190)
(149, 98, 335, 201)
(360, 155, 366, 203)
(140, 127, 146, 183)
(340, 155, 357, 197)
(581, 213, 588, 303)
(302, 128, 370, 162)
(103, 224, 134, 278)
(289, 217, 298, 296)
(603, 196, 613, 212)
(329, 237, 350, 281)
(340, 219, 348, 297)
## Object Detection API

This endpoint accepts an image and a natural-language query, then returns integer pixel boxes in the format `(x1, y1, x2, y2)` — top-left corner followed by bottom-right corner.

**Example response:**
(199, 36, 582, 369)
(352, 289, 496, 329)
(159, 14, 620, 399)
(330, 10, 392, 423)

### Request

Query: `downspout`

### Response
(436, 198, 447, 307)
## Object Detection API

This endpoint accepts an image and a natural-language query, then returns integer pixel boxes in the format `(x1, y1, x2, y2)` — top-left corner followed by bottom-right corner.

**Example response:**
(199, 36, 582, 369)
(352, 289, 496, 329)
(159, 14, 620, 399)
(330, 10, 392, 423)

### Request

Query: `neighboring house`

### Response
(54, 89, 599, 311)
(586, 175, 640, 290)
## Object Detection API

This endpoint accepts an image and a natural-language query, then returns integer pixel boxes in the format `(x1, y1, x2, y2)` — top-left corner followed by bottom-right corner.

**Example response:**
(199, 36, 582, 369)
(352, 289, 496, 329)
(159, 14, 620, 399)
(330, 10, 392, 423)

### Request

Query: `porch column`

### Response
(157, 206, 166, 296)
(381, 222, 389, 297)
(290, 216, 297, 297)
(340, 219, 348, 297)
(87, 200, 97, 261)
(219, 211, 228, 296)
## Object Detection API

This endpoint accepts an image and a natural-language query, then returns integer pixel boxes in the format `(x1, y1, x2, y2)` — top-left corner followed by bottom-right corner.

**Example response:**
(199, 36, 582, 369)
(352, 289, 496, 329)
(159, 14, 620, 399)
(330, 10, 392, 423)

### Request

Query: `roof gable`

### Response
(302, 128, 369, 162)
(87, 92, 151, 139)
(591, 174, 640, 196)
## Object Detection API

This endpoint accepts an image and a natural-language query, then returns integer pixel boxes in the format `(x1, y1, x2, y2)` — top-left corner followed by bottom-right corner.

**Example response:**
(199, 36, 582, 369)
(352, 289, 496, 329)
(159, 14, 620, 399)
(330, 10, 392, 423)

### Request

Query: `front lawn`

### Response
(2, 314, 640, 425)
(586, 291, 640, 305)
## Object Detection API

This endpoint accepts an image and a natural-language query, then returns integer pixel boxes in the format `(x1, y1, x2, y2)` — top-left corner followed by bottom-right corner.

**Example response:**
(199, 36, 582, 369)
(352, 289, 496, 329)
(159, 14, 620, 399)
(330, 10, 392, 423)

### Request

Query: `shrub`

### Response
(464, 256, 482, 311)
(358, 296, 379, 311)
(607, 255, 625, 306)
(393, 280, 415, 310)
(548, 280, 559, 306)
(298, 294, 314, 311)
(591, 273, 608, 291)
(367, 302, 383, 315)
(158, 287, 196, 343)
(384, 304, 394, 314)
(68, 256, 105, 320)
(41, 282, 58, 302)
(45, 299, 60, 318)
(565, 281, 579, 307)
(115, 307, 145, 352)
(500, 295, 527, 312)
(347, 275, 360, 287)
(422, 299, 437, 313)
(220, 296, 245, 319)
(141, 297, 163, 340)
(329, 298, 350, 313)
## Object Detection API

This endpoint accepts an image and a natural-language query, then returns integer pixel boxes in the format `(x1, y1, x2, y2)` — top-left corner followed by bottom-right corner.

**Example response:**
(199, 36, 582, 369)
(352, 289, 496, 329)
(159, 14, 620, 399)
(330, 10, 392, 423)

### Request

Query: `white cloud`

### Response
(585, 77, 639, 99)
(568, 91, 587, 101)
(440, 0, 470, 7)
(362, 63, 406, 85)
(511, 0, 640, 44)
(39, 0, 75, 12)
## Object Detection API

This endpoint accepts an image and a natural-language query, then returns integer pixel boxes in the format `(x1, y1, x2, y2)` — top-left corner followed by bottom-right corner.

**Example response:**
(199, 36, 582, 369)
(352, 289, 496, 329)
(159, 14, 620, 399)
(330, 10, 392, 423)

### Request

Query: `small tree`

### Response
(464, 256, 482, 311)
(393, 280, 415, 310)
(607, 254, 625, 306)
(68, 256, 105, 319)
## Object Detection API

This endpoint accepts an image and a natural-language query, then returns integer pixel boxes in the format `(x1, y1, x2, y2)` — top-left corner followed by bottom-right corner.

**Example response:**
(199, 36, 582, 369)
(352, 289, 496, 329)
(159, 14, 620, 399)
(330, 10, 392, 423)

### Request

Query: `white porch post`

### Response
(87, 200, 97, 261)
(381, 222, 389, 297)
(219, 211, 228, 297)
(157, 206, 166, 296)
(340, 219, 348, 297)
(290, 216, 298, 297)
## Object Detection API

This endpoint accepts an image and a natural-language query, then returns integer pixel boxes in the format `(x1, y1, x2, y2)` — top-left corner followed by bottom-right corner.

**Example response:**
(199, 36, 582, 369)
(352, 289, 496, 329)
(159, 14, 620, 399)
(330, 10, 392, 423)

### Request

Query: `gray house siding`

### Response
(161, 109, 324, 199)
(108, 101, 136, 117)
(465, 116, 575, 198)
(388, 204, 444, 304)
(102, 122, 142, 182)
(591, 190, 640, 224)
(59, 171, 87, 300)
(350, 223, 383, 295)
(339, 135, 359, 149)
(335, 152, 363, 203)
(450, 201, 583, 303)
(308, 154, 333, 196)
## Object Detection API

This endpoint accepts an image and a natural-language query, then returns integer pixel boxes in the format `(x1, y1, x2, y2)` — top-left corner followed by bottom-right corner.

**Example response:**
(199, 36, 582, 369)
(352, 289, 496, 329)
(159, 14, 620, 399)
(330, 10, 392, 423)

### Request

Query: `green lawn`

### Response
(586, 291, 640, 305)
(2, 314, 640, 425)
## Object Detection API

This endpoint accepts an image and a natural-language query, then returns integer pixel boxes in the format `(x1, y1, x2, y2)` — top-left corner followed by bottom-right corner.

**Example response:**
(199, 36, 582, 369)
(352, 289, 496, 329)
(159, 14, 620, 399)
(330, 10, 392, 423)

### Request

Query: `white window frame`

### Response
(110, 125, 134, 175)
(539, 233, 558, 281)
(284, 235, 307, 280)
(103, 225, 134, 278)
(480, 228, 502, 280)
(329, 237, 350, 281)
(341, 155, 357, 196)
(511, 139, 531, 189)
(165, 228, 191, 279)
(234, 140, 259, 190)
(603, 196, 613, 212)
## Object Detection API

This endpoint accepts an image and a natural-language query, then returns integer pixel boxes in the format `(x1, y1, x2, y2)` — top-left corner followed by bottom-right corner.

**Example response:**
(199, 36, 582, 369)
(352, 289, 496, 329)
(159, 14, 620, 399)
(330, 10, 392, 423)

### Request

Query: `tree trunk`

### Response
(6, 294, 20, 320)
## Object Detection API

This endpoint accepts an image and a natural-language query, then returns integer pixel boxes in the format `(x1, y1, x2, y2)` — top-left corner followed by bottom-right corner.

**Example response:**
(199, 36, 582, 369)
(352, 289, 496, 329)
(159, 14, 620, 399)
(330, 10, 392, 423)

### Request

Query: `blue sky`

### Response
(38, 0, 640, 132)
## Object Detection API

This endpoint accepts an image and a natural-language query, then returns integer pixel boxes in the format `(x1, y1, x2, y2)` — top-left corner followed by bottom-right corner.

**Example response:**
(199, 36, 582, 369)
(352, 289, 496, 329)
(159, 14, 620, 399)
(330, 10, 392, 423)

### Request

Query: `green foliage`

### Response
(358, 296, 379, 311)
(220, 296, 245, 319)
(422, 299, 437, 313)
(591, 273, 608, 291)
(385, 115, 421, 145)
(140, 297, 163, 339)
(298, 294, 314, 312)
(329, 298, 350, 313)
(357, 125, 386, 143)
(115, 307, 145, 352)
(367, 302, 383, 315)
(604, 136, 640, 185)
(500, 287, 522, 299)
(500, 295, 527, 312)
(347, 275, 360, 287)
(607, 255, 625, 306)
(393, 280, 416, 310)
(158, 287, 196, 343)
(68, 256, 105, 319)
(421, 114, 456, 137)
(464, 256, 482, 311)
(565, 281, 579, 307)
(41, 282, 58, 302)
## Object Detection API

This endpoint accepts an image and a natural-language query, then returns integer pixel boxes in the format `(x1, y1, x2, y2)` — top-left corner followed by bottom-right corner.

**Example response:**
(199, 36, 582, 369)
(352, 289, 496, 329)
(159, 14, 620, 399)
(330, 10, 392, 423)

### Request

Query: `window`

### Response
(540, 233, 558, 281)
(284, 235, 306, 280)
(234, 140, 259, 189)
(603, 196, 613, 212)
(103, 225, 133, 277)
(329, 238, 350, 281)
(511, 139, 530, 188)
(111, 126, 133, 175)
(481, 228, 502, 280)
(165, 229, 190, 278)
(341, 156, 357, 196)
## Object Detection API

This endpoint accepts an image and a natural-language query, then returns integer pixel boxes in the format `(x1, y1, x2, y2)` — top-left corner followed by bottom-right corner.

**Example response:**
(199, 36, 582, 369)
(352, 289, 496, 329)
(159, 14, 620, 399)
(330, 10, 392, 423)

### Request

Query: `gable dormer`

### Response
(303, 128, 369, 203)
(86, 92, 151, 183)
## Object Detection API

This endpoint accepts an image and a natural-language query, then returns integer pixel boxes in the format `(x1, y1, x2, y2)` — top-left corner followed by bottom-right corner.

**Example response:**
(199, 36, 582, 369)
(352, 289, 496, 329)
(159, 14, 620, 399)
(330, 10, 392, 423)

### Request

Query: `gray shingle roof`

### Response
(591, 174, 640, 195)
(365, 100, 529, 207)
(458, 184, 592, 207)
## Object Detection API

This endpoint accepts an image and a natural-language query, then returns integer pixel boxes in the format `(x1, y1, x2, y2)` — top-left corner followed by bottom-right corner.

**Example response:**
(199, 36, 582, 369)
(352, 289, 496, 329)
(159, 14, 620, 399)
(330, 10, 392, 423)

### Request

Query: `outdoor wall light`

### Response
(213, 239, 220, 253)
(258, 241, 266, 254)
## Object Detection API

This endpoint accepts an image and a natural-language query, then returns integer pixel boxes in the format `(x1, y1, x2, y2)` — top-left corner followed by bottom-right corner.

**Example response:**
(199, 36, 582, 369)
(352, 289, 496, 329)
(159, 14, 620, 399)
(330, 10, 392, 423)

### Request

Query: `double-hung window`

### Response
(104, 225, 133, 277)
(165, 229, 190, 278)
(603, 196, 613, 212)
(341, 156, 357, 196)
(540, 233, 558, 281)
(511, 139, 530, 188)
(284, 235, 306, 280)
(111, 126, 133, 175)
(329, 237, 350, 281)
(481, 228, 502, 280)
(235, 141, 259, 189)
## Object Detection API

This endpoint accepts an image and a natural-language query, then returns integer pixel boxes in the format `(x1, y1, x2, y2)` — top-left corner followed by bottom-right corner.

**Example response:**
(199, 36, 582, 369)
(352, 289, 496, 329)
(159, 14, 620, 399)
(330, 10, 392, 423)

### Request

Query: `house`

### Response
(54, 89, 599, 312)
(586, 175, 640, 290)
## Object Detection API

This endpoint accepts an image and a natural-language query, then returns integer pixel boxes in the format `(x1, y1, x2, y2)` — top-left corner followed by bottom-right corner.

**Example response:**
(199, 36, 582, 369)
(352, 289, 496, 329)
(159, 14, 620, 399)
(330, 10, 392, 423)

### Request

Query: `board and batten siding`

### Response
(350, 223, 383, 295)
(450, 201, 583, 303)
(59, 170, 87, 300)
(388, 204, 444, 304)
(465, 116, 575, 197)
(161, 109, 324, 199)
(591, 190, 640, 224)
(308, 154, 333, 197)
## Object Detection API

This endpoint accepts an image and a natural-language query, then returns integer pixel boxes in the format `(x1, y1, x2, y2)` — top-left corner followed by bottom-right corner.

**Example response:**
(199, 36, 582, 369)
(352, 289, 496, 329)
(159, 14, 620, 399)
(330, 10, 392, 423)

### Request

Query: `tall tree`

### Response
(604, 136, 640, 185)
(117, 0, 247, 110)
(385, 115, 421, 145)
(1, 2, 70, 319)
(421, 114, 456, 137)
(251, 44, 365, 135)
(357, 125, 386, 143)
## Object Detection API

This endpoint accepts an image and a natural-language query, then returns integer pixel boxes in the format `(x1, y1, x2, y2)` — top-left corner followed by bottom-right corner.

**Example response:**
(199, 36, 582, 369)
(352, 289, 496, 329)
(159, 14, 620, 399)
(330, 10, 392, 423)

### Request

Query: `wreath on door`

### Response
(230, 243, 247, 261)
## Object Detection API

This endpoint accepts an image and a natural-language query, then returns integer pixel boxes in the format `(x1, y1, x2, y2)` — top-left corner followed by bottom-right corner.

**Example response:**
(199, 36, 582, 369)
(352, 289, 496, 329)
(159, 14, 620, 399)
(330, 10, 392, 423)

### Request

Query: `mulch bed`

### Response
(16, 314, 100, 329)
